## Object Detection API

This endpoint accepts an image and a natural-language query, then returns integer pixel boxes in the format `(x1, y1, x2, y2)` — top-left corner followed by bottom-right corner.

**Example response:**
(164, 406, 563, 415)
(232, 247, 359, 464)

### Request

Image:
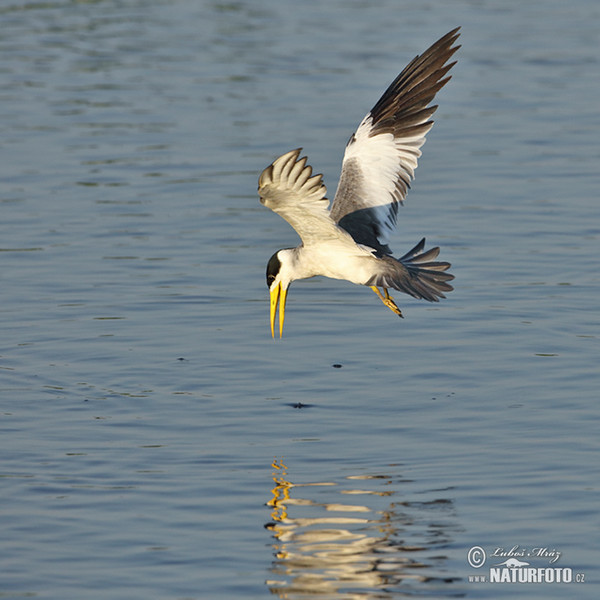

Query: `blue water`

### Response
(1, 0, 599, 598)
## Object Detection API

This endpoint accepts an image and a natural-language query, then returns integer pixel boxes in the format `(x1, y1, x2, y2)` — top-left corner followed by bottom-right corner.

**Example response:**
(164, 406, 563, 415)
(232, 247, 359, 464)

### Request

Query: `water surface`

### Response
(1, 1, 598, 598)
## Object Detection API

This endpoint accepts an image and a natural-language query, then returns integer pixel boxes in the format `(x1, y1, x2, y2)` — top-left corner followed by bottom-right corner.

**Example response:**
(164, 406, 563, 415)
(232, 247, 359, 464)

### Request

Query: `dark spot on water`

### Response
(332, 363, 343, 369)
(176, 357, 187, 361)
(287, 402, 312, 409)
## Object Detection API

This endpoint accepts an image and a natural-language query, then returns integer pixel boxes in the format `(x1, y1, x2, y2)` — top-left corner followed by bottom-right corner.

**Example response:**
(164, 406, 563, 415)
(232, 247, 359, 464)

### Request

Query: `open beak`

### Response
(269, 282, 288, 338)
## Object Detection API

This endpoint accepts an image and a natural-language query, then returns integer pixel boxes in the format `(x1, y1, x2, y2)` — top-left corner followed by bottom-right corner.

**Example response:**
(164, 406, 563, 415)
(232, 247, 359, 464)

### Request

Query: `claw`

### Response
(370, 286, 403, 318)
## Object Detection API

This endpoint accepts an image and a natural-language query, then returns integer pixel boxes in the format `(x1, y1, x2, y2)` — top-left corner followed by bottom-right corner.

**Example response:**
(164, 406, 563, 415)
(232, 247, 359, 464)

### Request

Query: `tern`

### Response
(259, 28, 460, 337)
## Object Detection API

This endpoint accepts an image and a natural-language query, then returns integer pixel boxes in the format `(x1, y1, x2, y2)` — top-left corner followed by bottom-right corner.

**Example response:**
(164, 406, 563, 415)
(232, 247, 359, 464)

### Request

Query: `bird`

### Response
(258, 28, 460, 338)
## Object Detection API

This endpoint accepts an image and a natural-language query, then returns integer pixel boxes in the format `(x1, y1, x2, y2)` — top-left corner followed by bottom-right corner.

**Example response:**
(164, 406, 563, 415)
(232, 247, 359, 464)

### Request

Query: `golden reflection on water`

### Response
(265, 459, 459, 598)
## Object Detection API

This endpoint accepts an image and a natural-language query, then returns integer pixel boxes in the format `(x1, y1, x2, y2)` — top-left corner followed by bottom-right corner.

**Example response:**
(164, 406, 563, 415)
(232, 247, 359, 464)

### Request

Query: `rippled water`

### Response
(1, 1, 599, 598)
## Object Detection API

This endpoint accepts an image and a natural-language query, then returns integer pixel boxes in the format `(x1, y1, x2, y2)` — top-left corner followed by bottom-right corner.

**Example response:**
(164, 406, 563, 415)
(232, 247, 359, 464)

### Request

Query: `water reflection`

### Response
(265, 460, 460, 598)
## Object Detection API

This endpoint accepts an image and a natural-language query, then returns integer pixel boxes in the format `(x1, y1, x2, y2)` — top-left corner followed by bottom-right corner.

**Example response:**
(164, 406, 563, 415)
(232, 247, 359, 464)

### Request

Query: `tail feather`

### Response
(368, 238, 454, 302)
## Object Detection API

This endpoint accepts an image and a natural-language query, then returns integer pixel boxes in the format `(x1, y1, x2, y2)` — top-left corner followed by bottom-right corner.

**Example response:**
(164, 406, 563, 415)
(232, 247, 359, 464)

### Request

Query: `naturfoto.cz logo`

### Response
(467, 545, 585, 585)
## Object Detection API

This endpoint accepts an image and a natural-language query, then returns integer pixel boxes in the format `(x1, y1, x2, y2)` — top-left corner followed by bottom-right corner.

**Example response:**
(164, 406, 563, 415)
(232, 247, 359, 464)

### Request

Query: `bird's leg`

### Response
(370, 286, 403, 318)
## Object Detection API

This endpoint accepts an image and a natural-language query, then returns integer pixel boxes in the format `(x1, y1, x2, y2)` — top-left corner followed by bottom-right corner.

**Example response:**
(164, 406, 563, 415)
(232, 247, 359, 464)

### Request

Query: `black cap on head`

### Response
(266, 252, 281, 288)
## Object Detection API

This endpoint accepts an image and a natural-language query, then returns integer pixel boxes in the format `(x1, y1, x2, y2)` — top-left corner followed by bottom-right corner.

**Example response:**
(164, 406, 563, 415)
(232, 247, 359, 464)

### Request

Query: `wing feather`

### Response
(330, 27, 460, 254)
(258, 148, 355, 247)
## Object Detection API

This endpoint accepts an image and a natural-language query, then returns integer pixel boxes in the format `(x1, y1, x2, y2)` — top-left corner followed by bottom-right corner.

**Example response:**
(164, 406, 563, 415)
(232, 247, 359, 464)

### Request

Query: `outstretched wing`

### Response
(329, 28, 460, 255)
(258, 148, 354, 247)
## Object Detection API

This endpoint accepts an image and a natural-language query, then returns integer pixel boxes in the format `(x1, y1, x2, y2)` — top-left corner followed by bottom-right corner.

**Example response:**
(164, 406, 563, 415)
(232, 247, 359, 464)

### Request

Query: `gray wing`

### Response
(329, 28, 460, 255)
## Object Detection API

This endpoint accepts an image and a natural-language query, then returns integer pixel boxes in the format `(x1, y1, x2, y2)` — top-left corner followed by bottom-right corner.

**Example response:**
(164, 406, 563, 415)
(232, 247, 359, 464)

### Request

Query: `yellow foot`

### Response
(370, 286, 403, 318)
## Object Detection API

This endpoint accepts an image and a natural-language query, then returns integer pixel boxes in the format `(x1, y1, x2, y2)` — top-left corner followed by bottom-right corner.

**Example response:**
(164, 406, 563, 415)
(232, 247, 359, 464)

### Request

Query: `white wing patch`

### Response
(343, 114, 430, 242)
(349, 113, 428, 193)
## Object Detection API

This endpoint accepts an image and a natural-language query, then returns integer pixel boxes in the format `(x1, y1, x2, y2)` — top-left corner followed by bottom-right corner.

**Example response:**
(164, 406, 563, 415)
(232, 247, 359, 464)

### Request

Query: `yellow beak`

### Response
(269, 282, 288, 338)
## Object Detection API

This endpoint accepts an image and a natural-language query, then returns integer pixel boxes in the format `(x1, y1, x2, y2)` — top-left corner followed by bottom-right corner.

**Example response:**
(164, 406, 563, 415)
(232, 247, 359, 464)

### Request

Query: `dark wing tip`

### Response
(369, 28, 461, 129)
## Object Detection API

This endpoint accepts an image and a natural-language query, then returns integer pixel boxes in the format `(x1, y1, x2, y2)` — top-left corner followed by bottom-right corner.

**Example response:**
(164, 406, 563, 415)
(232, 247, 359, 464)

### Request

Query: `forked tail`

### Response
(368, 238, 454, 302)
